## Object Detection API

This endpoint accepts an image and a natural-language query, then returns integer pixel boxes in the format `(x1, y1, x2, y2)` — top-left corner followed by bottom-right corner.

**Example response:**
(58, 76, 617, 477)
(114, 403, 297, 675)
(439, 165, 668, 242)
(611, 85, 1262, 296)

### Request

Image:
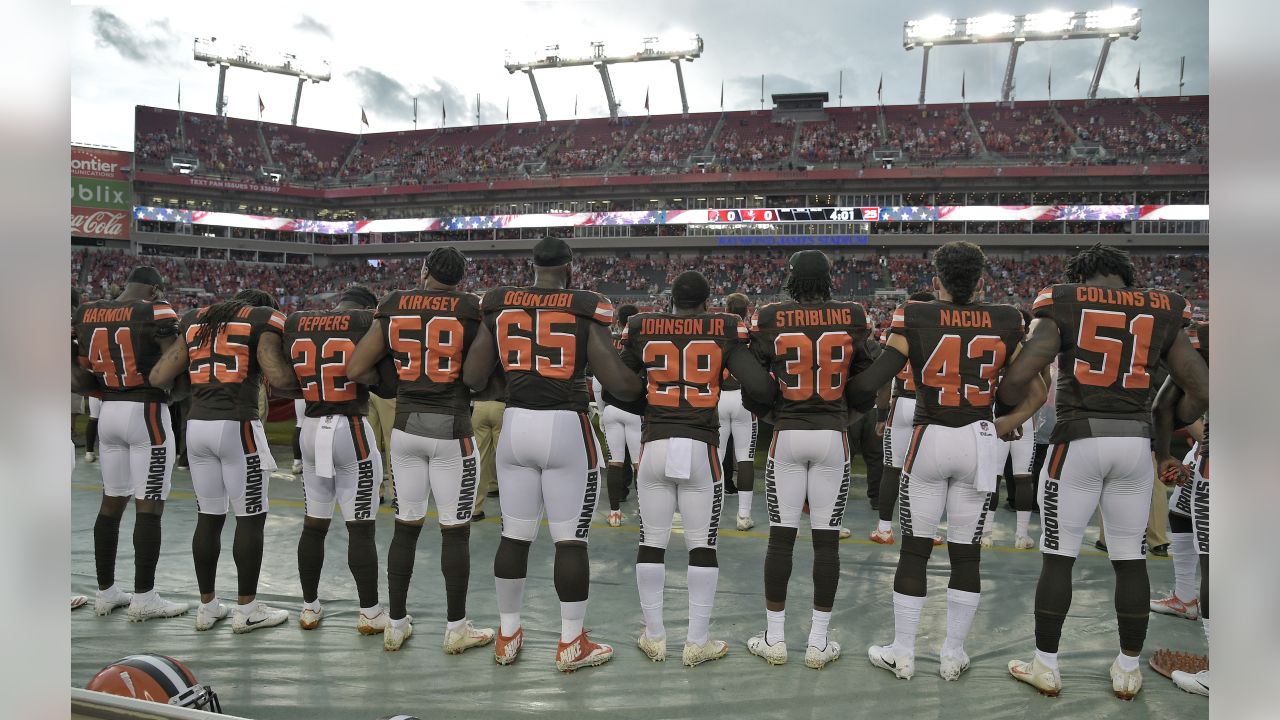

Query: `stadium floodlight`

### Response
(505, 35, 704, 120)
(193, 38, 331, 124)
(903, 8, 1141, 103)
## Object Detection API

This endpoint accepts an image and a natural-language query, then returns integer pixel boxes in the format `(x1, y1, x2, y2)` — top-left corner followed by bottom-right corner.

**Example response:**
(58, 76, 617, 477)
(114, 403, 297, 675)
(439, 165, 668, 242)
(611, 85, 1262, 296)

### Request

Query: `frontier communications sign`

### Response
(71, 146, 132, 240)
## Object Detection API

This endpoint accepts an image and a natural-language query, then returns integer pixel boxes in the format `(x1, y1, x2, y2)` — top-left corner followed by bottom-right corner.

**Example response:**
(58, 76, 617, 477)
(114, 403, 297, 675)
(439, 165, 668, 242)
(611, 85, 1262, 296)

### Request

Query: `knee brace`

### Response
(345, 520, 379, 608)
(764, 526, 798, 605)
(553, 542, 590, 603)
(233, 513, 267, 598)
(494, 536, 532, 580)
(1012, 475, 1035, 512)
(1168, 511, 1193, 534)
(946, 541, 982, 594)
(387, 520, 424, 620)
(440, 524, 472, 622)
(689, 547, 718, 568)
(1112, 558, 1150, 654)
(893, 534, 935, 597)
(297, 523, 328, 603)
(878, 466, 902, 523)
(1034, 554, 1076, 653)
(132, 511, 163, 594)
(93, 512, 122, 589)
(811, 529, 840, 609)
(191, 513, 227, 595)
(636, 545, 666, 566)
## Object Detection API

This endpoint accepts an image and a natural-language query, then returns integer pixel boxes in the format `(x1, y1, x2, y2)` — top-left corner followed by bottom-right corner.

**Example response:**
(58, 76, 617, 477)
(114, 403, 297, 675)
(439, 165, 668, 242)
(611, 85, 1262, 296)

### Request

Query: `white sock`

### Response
(495, 577, 525, 636)
(738, 492, 753, 518)
(1116, 652, 1139, 672)
(1170, 532, 1199, 602)
(303, 599, 321, 613)
(891, 592, 926, 656)
(686, 565, 718, 646)
(560, 600, 587, 643)
(636, 562, 666, 639)
(1202, 617, 1210, 650)
(942, 589, 980, 656)
(1036, 649, 1059, 669)
(100, 583, 121, 596)
(807, 609, 832, 650)
(766, 609, 786, 645)
(237, 599, 258, 614)
(391, 614, 409, 629)
(133, 589, 157, 604)
(877, 519, 892, 533)
(201, 598, 222, 613)
(446, 618, 467, 632)
(1016, 511, 1031, 537)
(360, 604, 382, 619)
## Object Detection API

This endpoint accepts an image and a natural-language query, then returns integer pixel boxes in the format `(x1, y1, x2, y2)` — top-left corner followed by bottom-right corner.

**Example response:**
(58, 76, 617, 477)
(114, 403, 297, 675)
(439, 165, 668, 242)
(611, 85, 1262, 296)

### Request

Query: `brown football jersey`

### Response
(284, 308, 376, 418)
(74, 299, 179, 402)
(891, 300, 1025, 428)
(1032, 284, 1190, 442)
(181, 305, 286, 421)
(1188, 321, 1210, 476)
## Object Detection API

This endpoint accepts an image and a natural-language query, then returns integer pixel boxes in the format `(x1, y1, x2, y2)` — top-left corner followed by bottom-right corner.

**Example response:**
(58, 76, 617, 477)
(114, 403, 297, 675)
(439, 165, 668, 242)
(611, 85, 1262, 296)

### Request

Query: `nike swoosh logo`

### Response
(244, 617, 268, 626)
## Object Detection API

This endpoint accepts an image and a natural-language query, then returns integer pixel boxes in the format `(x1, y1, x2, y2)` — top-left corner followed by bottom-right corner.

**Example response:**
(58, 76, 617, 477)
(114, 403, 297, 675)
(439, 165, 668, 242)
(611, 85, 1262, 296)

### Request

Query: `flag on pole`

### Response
(1134, 65, 1141, 96)
(877, 74, 883, 105)
(961, 71, 966, 101)
(838, 70, 844, 107)
(644, 87, 650, 114)
(505, 97, 510, 122)
(1048, 66, 1053, 100)
(574, 94, 578, 117)
(258, 93, 264, 118)
(442, 102, 446, 127)
(719, 80, 724, 110)
(413, 97, 418, 128)
(361, 107, 369, 127)
(177, 81, 182, 110)
(1179, 56, 1186, 96)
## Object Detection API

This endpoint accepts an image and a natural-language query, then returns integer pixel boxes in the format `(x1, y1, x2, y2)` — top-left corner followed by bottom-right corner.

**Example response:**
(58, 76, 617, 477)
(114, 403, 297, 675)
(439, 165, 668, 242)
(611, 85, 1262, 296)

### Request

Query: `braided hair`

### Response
(932, 241, 987, 305)
(192, 289, 278, 349)
(1065, 243, 1136, 287)
(784, 274, 832, 302)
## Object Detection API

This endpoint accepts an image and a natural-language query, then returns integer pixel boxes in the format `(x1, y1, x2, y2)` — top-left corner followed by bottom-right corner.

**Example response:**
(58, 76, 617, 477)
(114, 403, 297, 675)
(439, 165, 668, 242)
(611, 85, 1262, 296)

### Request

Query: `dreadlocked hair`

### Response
(784, 275, 832, 302)
(1065, 243, 1135, 287)
(616, 304, 640, 327)
(725, 293, 750, 319)
(193, 289, 278, 349)
(932, 241, 987, 305)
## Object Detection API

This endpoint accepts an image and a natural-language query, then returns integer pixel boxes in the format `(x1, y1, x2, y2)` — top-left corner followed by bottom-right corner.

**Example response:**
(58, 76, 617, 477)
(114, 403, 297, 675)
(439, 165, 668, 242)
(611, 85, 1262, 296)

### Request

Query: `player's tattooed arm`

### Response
(1152, 376, 1191, 485)
(845, 332, 909, 402)
(996, 317, 1060, 407)
(588, 321, 642, 401)
(347, 322, 387, 385)
(258, 333, 302, 398)
(462, 324, 498, 392)
(1162, 329, 1209, 424)
(148, 336, 190, 389)
(727, 344, 775, 408)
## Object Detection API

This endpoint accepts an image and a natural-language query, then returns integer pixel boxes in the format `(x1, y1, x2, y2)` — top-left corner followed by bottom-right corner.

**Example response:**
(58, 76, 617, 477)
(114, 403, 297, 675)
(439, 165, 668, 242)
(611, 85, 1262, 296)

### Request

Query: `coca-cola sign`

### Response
(71, 207, 129, 239)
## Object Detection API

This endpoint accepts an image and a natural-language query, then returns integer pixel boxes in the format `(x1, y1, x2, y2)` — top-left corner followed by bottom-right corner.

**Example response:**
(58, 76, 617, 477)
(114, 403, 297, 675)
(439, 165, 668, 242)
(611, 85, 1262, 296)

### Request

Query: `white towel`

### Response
(665, 437, 694, 480)
(251, 420, 278, 472)
(972, 420, 1001, 494)
(313, 415, 340, 478)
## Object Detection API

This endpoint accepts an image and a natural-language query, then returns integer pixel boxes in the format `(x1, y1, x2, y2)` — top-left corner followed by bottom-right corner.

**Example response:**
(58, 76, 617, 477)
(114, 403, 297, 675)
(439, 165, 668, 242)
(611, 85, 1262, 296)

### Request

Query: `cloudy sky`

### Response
(71, 1, 1207, 149)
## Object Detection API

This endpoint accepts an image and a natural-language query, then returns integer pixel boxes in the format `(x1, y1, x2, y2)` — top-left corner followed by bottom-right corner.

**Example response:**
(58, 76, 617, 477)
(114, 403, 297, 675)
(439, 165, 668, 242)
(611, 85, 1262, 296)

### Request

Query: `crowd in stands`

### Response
(796, 120, 880, 164)
(711, 117, 795, 171)
(620, 121, 713, 173)
(974, 109, 1073, 160)
(883, 108, 977, 161)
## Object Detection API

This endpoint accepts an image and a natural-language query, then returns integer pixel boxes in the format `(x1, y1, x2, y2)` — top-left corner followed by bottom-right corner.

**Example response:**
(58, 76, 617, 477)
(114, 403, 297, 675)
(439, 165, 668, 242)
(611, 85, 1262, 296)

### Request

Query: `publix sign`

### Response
(71, 146, 132, 239)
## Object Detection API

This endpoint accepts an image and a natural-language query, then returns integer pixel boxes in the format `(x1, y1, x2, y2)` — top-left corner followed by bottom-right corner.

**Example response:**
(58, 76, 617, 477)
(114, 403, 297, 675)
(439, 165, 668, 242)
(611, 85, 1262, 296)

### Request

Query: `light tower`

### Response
(193, 38, 331, 123)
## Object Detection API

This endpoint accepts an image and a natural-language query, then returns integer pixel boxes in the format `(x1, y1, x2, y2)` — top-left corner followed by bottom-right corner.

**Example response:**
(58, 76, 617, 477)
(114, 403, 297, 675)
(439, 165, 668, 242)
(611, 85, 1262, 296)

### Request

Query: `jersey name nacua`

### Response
(285, 308, 374, 418)
(75, 299, 178, 402)
(181, 305, 286, 421)
(1032, 283, 1190, 442)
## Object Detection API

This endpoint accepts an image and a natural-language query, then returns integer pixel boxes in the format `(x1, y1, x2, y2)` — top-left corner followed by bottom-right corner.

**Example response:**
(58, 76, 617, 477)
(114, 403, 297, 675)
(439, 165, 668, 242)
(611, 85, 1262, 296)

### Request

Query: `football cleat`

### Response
(94, 586, 133, 617)
(607, 510, 624, 527)
(1171, 669, 1209, 697)
(383, 616, 413, 651)
(443, 620, 495, 655)
(1150, 593, 1200, 620)
(127, 592, 189, 623)
(868, 644, 915, 680)
(1110, 657, 1143, 700)
(231, 603, 288, 634)
(939, 649, 971, 681)
(870, 527, 895, 544)
(979, 533, 994, 549)
(494, 627, 524, 665)
(933, 535, 945, 546)
(1014, 535, 1036, 550)
(736, 515, 755, 531)
(291, 460, 303, 474)
(1009, 655, 1062, 697)
(804, 641, 841, 669)
(70, 595, 88, 610)
(555, 631, 613, 672)
(357, 607, 390, 635)
(746, 631, 788, 665)
(838, 527, 852, 539)
(84, 451, 97, 463)
(299, 604, 323, 630)
(195, 600, 230, 631)
(683, 639, 729, 667)
(637, 632, 667, 662)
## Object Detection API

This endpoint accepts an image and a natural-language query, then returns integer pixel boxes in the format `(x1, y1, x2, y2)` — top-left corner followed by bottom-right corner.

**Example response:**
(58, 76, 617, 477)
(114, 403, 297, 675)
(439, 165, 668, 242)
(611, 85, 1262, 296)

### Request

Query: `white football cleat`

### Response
(939, 649, 971, 681)
(746, 631, 788, 665)
(736, 515, 755, 530)
(1110, 657, 1143, 700)
(84, 451, 97, 463)
(383, 615, 413, 651)
(555, 631, 613, 672)
(357, 607, 390, 635)
(683, 639, 729, 667)
(637, 632, 667, 662)
(868, 644, 915, 679)
(195, 600, 230, 631)
(71, 595, 88, 610)
(1150, 593, 1200, 620)
(299, 604, 323, 630)
(979, 533, 994, 549)
(1009, 655, 1062, 697)
(607, 510, 624, 527)
(231, 603, 288, 634)
(1171, 669, 1209, 696)
(838, 527, 852, 539)
(443, 620, 495, 654)
(804, 641, 841, 669)
(127, 592, 189, 623)
(1014, 535, 1036, 550)
(94, 586, 132, 616)
(291, 460, 303, 474)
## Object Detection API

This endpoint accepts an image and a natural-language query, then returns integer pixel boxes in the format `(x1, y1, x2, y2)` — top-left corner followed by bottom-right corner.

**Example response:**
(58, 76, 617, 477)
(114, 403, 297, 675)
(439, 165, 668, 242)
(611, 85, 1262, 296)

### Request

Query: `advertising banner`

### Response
(72, 146, 133, 239)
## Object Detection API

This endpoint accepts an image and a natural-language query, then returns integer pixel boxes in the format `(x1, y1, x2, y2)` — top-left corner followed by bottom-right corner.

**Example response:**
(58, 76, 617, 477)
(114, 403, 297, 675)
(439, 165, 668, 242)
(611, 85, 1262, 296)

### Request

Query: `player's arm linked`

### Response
(258, 333, 301, 398)
(845, 333, 909, 407)
(461, 324, 497, 392)
(1162, 330, 1209, 425)
(996, 317, 1060, 409)
(1151, 376, 1191, 486)
(993, 344, 1046, 438)
(726, 343, 775, 408)
(588, 321, 642, 401)
(346, 322, 387, 384)
(148, 337, 190, 389)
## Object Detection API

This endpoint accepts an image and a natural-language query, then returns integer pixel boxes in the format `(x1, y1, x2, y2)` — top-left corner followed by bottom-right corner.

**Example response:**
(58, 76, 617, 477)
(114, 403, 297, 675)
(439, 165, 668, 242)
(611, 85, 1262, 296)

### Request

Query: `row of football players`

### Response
(71, 237, 1209, 697)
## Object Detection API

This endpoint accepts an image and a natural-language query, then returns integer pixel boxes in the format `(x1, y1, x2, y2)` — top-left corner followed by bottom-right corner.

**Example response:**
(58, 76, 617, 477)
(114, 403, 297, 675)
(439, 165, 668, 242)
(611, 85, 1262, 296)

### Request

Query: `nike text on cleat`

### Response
(868, 644, 915, 680)
(195, 601, 229, 631)
(232, 604, 288, 634)
(299, 604, 323, 630)
(805, 641, 841, 669)
(870, 527, 895, 544)
(94, 586, 133, 616)
(939, 649, 971, 681)
(495, 627, 524, 665)
(746, 631, 788, 665)
(443, 620, 495, 654)
(637, 632, 667, 662)
(683, 639, 729, 667)
(1171, 669, 1209, 697)
(1110, 657, 1143, 700)
(383, 616, 413, 651)
(357, 607, 390, 635)
(1009, 656, 1062, 697)
(555, 631, 613, 672)
(127, 593, 189, 623)
(1150, 593, 1200, 620)
(1014, 535, 1035, 550)
(736, 515, 755, 531)
(607, 510, 624, 527)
